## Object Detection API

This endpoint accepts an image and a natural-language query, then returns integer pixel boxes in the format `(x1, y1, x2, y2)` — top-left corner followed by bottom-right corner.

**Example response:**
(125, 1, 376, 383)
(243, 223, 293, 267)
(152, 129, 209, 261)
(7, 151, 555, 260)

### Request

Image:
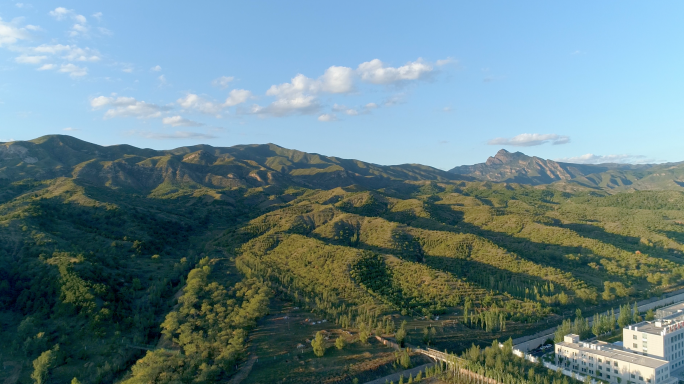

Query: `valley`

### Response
(2, 135, 684, 383)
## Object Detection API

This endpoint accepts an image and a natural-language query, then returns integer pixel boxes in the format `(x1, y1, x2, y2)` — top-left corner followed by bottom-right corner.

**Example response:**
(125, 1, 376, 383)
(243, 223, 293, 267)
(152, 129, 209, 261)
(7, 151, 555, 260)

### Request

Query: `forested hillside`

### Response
(2, 136, 684, 383)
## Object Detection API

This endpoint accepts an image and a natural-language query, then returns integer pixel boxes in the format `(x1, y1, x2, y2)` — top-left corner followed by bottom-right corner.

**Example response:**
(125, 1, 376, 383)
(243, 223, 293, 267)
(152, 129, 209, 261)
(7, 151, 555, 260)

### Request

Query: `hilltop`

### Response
(1, 135, 684, 383)
(0, 135, 465, 191)
(449, 149, 684, 191)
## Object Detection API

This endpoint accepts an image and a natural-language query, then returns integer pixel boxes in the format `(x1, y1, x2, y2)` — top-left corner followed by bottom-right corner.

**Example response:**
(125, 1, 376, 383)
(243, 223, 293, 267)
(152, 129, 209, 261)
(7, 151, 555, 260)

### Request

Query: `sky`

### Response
(1, 1, 683, 170)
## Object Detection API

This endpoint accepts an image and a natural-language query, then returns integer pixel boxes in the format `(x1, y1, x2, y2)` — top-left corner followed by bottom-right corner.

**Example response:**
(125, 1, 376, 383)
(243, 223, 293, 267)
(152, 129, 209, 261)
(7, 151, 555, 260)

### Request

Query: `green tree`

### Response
(592, 313, 602, 337)
(71, 379, 82, 384)
(31, 347, 56, 384)
(632, 302, 640, 323)
(618, 303, 631, 328)
(422, 327, 430, 345)
(395, 321, 407, 347)
(335, 336, 345, 350)
(312, 331, 326, 357)
(400, 348, 411, 369)
(645, 309, 655, 321)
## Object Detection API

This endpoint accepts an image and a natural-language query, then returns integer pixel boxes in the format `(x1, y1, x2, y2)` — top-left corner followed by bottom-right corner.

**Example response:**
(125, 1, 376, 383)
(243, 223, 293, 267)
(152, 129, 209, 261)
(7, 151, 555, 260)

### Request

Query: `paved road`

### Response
(363, 363, 435, 384)
(514, 288, 684, 351)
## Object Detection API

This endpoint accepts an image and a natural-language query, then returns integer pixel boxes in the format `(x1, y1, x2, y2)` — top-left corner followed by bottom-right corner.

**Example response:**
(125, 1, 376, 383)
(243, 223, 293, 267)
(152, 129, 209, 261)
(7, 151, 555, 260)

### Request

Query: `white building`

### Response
(556, 335, 674, 384)
(555, 301, 684, 384)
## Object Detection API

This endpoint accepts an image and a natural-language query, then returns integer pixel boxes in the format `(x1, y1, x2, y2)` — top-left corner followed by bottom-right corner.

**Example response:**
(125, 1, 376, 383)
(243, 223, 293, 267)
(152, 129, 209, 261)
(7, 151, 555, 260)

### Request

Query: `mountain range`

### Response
(0, 135, 463, 192)
(449, 149, 684, 192)
(2, 135, 684, 383)
(3, 135, 684, 193)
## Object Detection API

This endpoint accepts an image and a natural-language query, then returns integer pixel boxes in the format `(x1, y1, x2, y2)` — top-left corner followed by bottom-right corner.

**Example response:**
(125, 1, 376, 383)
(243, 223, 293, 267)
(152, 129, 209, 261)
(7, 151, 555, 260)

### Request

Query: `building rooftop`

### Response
(556, 340, 669, 369)
(627, 301, 684, 336)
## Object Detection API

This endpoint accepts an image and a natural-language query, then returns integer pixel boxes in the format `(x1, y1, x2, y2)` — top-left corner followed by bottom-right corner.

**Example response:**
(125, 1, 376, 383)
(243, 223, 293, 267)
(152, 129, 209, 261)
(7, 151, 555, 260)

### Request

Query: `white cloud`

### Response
(257, 65, 357, 116)
(25, 25, 41, 31)
(318, 114, 337, 122)
(58, 63, 87, 77)
(555, 154, 649, 164)
(37, 63, 55, 70)
(224, 89, 252, 107)
(442, 106, 452, 112)
(0, 18, 30, 46)
(436, 58, 457, 66)
(32, 44, 70, 54)
(357, 58, 434, 84)
(31, 44, 100, 62)
(383, 93, 405, 107)
(91, 96, 170, 119)
(254, 58, 449, 118)
(49, 7, 71, 20)
(62, 46, 100, 61)
(98, 27, 112, 36)
(49, 7, 89, 36)
(16, 3, 24, 8)
(487, 133, 571, 147)
(162, 115, 204, 127)
(151, 65, 161, 72)
(122, 67, 133, 73)
(63, 127, 79, 131)
(69, 23, 88, 37)
(177, 94, 223, 115)
(332, 103, 370, 116)
(212, 76, 234, 89)
(15, 55, 47, 64)
(92, 12, 102, 21)
(128, 130, 218, 140)
(319, 66, 354, 93)
(158, 75, 167, 86)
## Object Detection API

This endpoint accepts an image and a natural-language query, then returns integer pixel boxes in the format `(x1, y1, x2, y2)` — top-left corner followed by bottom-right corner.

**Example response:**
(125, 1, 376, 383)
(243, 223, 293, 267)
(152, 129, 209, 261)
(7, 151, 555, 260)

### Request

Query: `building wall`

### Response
(623, 328, 666, 358)
(555, 344, 666, 384)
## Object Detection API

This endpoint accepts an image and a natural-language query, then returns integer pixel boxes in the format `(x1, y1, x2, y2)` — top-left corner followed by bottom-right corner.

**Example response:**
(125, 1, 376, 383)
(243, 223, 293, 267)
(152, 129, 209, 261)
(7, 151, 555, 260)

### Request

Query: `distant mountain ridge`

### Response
(3, 136, 684, 193)
(449, 149, 684, 191)
(0, 135, 465, 191)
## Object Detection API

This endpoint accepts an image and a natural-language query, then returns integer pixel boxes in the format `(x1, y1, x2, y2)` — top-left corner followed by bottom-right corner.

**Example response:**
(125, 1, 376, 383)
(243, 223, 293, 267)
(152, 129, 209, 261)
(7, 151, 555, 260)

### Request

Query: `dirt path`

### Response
(227, 354, 258, 384)
(363, 362, 435, 384)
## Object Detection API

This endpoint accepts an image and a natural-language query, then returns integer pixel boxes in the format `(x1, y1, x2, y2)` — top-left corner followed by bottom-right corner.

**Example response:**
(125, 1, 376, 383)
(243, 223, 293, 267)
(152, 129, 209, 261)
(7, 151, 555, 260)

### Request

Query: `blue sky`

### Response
(1, 1, 683, 170)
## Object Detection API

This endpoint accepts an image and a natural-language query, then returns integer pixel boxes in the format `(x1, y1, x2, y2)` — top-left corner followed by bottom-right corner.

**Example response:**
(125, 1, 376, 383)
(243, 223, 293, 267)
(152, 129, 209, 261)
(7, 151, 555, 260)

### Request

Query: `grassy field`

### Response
(242, 298, 431, 384)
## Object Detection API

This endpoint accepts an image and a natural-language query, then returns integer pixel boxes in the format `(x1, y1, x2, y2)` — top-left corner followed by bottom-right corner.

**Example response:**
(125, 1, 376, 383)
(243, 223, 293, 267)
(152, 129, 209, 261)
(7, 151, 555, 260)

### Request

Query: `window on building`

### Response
(614, 369, 618, 374)
(632, 374, 636, 379)
(634, 335, 638, 340)
(607, 375, 611, 379)
(590, 370, 594, 374)
(639, 376, 644, 381)
(634, 343, 638, 348)
(615, 362, 619, 367)
(598, 373, 603, 377)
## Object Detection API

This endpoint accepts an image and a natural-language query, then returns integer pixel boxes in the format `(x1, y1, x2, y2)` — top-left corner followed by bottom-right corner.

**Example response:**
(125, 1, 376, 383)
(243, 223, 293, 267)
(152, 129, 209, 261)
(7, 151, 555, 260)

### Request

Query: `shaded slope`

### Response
(0, 135, 465, 192)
